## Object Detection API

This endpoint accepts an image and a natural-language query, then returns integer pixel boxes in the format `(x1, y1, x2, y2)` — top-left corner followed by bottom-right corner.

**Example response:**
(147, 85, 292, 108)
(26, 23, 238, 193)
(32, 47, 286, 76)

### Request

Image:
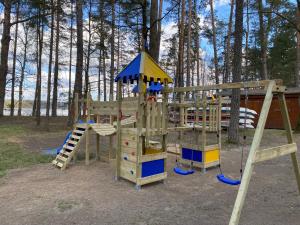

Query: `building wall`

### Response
(240, 93, 300, 129)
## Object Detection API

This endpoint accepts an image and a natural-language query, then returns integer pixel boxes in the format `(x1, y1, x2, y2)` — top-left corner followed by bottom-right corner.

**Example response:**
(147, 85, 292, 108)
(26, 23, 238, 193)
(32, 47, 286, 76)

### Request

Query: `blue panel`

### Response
(182, 148, 202, 162)
(141, 159, 165, 178)
(115, 53, 141, 82)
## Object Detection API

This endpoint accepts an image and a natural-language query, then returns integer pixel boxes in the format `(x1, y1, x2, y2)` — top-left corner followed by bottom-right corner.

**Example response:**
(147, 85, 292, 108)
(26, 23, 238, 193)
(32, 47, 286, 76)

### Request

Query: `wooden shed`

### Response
(240, 88, 300, 129)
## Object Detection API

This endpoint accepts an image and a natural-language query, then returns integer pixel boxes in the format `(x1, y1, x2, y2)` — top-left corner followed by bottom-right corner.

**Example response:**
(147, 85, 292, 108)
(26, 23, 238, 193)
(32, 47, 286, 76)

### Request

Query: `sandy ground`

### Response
(0, 118, 300, 225)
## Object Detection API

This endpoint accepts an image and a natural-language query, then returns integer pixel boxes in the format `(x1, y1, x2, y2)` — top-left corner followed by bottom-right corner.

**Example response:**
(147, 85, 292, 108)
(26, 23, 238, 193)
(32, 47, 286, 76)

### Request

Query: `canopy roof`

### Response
(115, 51, 173, 84)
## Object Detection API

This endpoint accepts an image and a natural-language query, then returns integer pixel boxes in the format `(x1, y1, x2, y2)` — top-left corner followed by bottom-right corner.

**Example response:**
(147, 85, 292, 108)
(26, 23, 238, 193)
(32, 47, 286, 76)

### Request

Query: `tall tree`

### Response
(209, 0, 219, 84)
(186, 0, 192, 88)
(10, 2, 20, 116)
(296, 2, 300, 87)
(46, 0, 55, 118)
(0, 0, 12, 116)
(52, 0, 61, 117)
(177, 0, 185, 87)
(224, 0, 234, 83)
(72, 0, 83, 122)
(149, 0, 159, 61)
(258, 0, 268, 80)
(18, 23, 29, 116)
(228, 0, 244, 143)
(110, 0, 115, 101)
(68, 0, 74, 117)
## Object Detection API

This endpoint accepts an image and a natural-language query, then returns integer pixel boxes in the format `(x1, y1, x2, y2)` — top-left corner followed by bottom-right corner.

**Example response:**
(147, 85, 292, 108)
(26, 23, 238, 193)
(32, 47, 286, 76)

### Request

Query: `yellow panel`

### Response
(204, 149, 220, 163)
(142, 52, 173, 83)
(145, 148, 162, 155)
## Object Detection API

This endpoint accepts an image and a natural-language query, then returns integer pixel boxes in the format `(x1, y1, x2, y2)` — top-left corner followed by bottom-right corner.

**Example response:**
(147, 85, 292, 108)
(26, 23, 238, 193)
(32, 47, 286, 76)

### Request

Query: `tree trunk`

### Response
(0, 0, 12, 116)
(110, 0, 115, 101)
(10, 2, 20, 116)
(18, 24, 29, 116)
(224, 0, 234, 83)
(258, 0, 268, 80)
(52, 0, 61, 117)
(296, 7, 300, 87)
(84, 0, 92, 104)
(141, 0, 148, 50)
(46, 0, 55, 119)
(149, 0, 158, 61)
(98, 51, 101, 101)
(194, 0, 200, 86)
(103, 54, 107, 101)
(177, 0, 185, 87)
(68, 0, 74, 122)
(228, 0, 244, 143)
(36, 8, 44, 126)
(72, 0, 84, 122)
(245, 0, 250, 81)
(156, 0, 163, 61)
(209, 0, 219, 85)
(186, 0, 192, 88)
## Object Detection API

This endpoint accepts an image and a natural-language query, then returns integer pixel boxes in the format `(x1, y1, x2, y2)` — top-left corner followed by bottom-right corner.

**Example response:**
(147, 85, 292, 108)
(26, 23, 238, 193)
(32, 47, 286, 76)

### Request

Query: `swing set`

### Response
(164, 79, 300, 225)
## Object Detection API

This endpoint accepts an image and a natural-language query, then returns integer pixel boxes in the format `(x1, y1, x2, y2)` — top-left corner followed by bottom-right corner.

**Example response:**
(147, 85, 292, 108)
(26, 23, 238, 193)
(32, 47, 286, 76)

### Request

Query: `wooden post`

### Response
(201, 95, 207, 150)
(96, 115, 100, 160)
(109, 115, 113, 160)
(278, 93, 300, 193)
(85, 92, 91, 166)
(229, 81, 275, 225)
(136, 75, 145, 189)
(218, 96, 222, 151)
(116, 81, 122, 179)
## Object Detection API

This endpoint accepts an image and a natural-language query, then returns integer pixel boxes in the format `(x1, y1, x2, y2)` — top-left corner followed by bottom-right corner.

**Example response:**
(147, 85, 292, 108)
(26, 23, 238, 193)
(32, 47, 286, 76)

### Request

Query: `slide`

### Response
(43, 131, 72, 155)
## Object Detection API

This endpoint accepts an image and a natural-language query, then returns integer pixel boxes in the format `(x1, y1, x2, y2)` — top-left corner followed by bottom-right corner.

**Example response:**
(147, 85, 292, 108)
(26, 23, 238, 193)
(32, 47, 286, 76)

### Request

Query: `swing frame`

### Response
(164, 79, 300, 225)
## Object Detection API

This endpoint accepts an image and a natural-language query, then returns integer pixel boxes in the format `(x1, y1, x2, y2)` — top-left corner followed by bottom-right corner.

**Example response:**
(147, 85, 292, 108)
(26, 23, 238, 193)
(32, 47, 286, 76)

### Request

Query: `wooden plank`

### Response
(137, 172, 167, 186)
(229, 81, 275, 225)
(164, 79, 282, 93)
(253, 143, 297, 164)
(278, 93, 300, 193)
(140, 152, 167, 163)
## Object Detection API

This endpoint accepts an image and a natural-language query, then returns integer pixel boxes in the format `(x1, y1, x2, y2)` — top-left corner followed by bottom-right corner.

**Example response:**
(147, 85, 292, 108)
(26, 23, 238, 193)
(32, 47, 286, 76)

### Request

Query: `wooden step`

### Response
(63, 144, 75, 151)
(74, 129, 85, 135)
(67, 140, 78, 145)
(57, 155, 68, 162)
(52, 160, 63, 168)
(71, 134, 81, 140)
(76, 124, 87, 129)
(60, 150, 71, 157)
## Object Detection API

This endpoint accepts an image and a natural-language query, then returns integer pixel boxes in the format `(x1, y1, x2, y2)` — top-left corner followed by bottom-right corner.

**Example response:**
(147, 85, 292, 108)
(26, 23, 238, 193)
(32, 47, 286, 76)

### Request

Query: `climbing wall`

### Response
(52, 123, 87, 170)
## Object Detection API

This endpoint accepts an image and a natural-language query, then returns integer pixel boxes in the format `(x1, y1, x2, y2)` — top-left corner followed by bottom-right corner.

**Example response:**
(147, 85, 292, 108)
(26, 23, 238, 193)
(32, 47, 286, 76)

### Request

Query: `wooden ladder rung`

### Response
(67, 140, 78, 145)
(56, 155, 68, 162)
(71, 135, 81, 140)
(63, 144, 75, 151)
(60, 150, 71, 157)
(52, 160, 63, 168)
(74, 129, 85, 134)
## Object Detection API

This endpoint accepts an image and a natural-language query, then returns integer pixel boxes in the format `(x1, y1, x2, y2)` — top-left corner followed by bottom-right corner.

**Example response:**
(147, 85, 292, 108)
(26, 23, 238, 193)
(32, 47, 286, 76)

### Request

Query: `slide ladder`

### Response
(52, 123, 87, 170)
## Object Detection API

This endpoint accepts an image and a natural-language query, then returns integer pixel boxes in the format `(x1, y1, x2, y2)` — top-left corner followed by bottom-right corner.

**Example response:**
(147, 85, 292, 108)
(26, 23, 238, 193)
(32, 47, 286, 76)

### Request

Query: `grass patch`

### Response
(0, 124, 53, 178)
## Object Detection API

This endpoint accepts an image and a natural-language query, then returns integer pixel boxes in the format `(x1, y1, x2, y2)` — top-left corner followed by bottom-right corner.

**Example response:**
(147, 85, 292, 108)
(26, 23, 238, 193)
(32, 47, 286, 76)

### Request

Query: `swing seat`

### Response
(173, 167, 194, 175)
(217, 174, 241, 186)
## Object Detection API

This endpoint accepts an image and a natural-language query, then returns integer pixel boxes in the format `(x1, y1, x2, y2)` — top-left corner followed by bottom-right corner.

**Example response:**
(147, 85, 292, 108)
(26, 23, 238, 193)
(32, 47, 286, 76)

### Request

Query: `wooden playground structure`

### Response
(51, 51, 300, 225)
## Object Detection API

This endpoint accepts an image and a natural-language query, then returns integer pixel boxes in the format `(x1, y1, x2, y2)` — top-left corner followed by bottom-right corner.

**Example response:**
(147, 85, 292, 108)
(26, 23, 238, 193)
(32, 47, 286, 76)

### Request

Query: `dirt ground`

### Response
(0, 117, 300, 225)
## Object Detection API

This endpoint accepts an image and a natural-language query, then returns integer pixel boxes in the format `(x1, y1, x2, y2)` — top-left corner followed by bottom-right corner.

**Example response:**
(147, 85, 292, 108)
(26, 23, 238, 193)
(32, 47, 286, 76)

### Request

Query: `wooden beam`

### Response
(116, 81, 122, 179)
(278, 93, 300, 193)
(229, 81, 275, 225)
(253, 143, 297, 164)
(164, 79, 282, 93)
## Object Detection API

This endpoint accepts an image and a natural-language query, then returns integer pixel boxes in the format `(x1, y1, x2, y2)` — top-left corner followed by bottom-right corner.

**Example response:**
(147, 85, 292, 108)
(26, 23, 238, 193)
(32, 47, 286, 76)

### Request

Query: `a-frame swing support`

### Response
(164, 79, 300, 225)
(229, 81, 300, 225)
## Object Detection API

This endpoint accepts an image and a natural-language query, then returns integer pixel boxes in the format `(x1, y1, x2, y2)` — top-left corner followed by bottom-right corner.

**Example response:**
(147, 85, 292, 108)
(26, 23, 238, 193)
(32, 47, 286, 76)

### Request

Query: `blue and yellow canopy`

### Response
(115, 51, 173, 84)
